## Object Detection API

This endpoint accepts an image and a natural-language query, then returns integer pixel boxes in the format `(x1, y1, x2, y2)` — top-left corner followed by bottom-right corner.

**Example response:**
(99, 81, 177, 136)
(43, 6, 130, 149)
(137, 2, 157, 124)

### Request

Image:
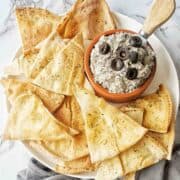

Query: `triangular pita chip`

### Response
(95, 156, 123, 180)
(75, 88, 147, 162)
(123, 173, 136, 180)
(95, 108, 144, 180)
(120, 107, 144, 125)
(3, 93, 78, 140)
(57, 0, 115, 39)
(74, 88, 119, 163)
(55, 155, 96, 174)
(29, 32, 68, 78)
(0, 77, 64, 113)
(33, 33, 84, 95)
(99, 97, 147, 152)
(148, 116, 175, 160)
(16, 49, 39, 77)
(120, 135, 167, 175)
(40, 133, 88, 161)
(120, 107, 144, 180)
(28, 141, 96, 174)
(54, 95, 84, 132)
(16, 8, 62, 52)
(131, 85, 173, 133)
(40, 96, 88, 161)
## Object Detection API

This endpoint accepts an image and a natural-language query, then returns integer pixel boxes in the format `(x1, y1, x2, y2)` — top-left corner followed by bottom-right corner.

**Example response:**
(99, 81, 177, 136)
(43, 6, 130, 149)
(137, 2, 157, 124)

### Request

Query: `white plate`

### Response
(8, 11, 180, 179)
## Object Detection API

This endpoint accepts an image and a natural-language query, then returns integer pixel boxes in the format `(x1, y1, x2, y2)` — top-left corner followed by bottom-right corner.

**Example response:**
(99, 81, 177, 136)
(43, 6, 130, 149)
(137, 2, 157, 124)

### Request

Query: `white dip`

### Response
(90, 32, 155, 93)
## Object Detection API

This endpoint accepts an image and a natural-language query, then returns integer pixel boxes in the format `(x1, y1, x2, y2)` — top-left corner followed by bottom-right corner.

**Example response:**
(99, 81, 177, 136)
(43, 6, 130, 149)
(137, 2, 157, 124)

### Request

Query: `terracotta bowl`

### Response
(84, 29, 156, 103)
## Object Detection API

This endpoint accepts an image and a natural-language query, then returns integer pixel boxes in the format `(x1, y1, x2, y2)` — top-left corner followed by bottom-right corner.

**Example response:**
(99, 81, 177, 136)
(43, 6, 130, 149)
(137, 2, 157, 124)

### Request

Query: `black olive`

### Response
(99, 42, 110, 54)
(129, 36, 142, 47)
(126, 68, 138, 80)
(129, 51, 138, 64)
(111, 58, 124, 71)
(116, 47, 129, 60)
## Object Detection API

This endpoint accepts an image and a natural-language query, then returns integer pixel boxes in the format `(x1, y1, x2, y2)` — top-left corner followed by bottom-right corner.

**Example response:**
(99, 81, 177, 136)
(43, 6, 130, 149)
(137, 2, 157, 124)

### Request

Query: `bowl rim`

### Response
(84, 29, 157, 102)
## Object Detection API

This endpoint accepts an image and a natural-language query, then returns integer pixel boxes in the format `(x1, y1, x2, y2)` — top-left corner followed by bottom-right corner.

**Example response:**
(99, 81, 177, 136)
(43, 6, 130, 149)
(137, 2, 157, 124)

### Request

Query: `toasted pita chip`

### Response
(96, 156, 123, 180)
(16, 49, 39, 77)
(120, 107, 144, 125)
(55, 156, 96, 174)
(74, 88, 119, 163)
(99, 99, 147, 152)
(121, 107, 144, 180)
(54, 96, 84, 132)
(42, 96, 88, 161)
(4, 61, 22, 76)
(75, 88, 147, 163)
(16, 8, 62, 53)
(40, 133, 88, 161)
(54, 97, 72, 127)
(148, 116, 175, 160)
(33, 33, 84, 95)
(57, 0, 115, 39)
(29, 32, 68, 78)
(131, 85, 173, 133)
(3, 93, 78, 140)
(28, 141, 96, 174)
(120, 135, 167, 175)
(0, 77, 64, 113)
(123, 173, 136, 180)
(95, 108, 144, 180)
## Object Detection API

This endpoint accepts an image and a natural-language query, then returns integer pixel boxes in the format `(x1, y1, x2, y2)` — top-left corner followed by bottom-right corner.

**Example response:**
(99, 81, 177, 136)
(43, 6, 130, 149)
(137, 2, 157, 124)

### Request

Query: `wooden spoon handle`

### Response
(142, 0, 176, 37)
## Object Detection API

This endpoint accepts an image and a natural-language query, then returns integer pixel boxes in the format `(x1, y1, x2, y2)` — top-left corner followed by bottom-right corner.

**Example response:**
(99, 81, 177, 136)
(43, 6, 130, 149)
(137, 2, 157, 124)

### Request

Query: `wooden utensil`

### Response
(140, 0, 176, 38)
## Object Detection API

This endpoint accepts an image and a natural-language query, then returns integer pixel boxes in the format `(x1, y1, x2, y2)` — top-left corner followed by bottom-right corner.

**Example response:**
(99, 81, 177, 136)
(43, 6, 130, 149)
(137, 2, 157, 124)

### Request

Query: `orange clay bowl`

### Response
(84, 29, 156, 103)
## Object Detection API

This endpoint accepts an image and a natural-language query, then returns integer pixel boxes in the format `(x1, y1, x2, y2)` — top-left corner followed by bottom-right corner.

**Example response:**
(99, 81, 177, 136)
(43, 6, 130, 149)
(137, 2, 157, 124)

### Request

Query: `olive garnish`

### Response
(126, 68, 138, 80)
(99, 42, 110, 54)
(111, 58, 124, 71)
(129, 36, 142, 47)
(116, 47, 129, 60)
(129, 51, 138, 64)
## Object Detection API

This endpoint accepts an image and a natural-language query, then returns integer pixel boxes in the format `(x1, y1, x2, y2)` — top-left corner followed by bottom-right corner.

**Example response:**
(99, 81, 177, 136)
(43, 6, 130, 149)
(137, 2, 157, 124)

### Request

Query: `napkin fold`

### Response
(17, 144, 180, 180)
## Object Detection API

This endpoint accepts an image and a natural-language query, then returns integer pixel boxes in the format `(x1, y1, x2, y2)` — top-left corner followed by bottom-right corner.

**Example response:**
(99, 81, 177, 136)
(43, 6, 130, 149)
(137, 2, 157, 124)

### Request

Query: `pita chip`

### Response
(75, 88, 147, 163)
(55, 155, 96, 174)
(0, 77, 64, 113)
(148, 116, 175, 160)
(99, 98, 147, 152)
(3, 93, 78, 140)
(95, 156, 123, 180)
(120, 107, 144, 125)
(42, 96, 88, 161)
(29, 32, 68, 78)
(33, 33, 84, 95)
(16, 8, 62, 53)
(57, 0, 115, 39)
(54, 97, 72, 128)
(96, 107, 144, 180)
(120, 135, 167, 175)
(120, 107, 144, 180)
(40, 133, 88, 161)
(74, 88, 119, 163)
(16, 49, 39, 77)
(54, 95, 84, 132)
(123, 173, 136, 180)
(132, 85, 173, 133)
(28, 141, 95, 174)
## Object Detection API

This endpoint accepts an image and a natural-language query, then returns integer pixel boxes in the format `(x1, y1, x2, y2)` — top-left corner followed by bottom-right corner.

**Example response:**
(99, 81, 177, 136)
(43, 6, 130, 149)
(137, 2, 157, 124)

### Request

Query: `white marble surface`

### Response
(0, 0, 180, 179)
